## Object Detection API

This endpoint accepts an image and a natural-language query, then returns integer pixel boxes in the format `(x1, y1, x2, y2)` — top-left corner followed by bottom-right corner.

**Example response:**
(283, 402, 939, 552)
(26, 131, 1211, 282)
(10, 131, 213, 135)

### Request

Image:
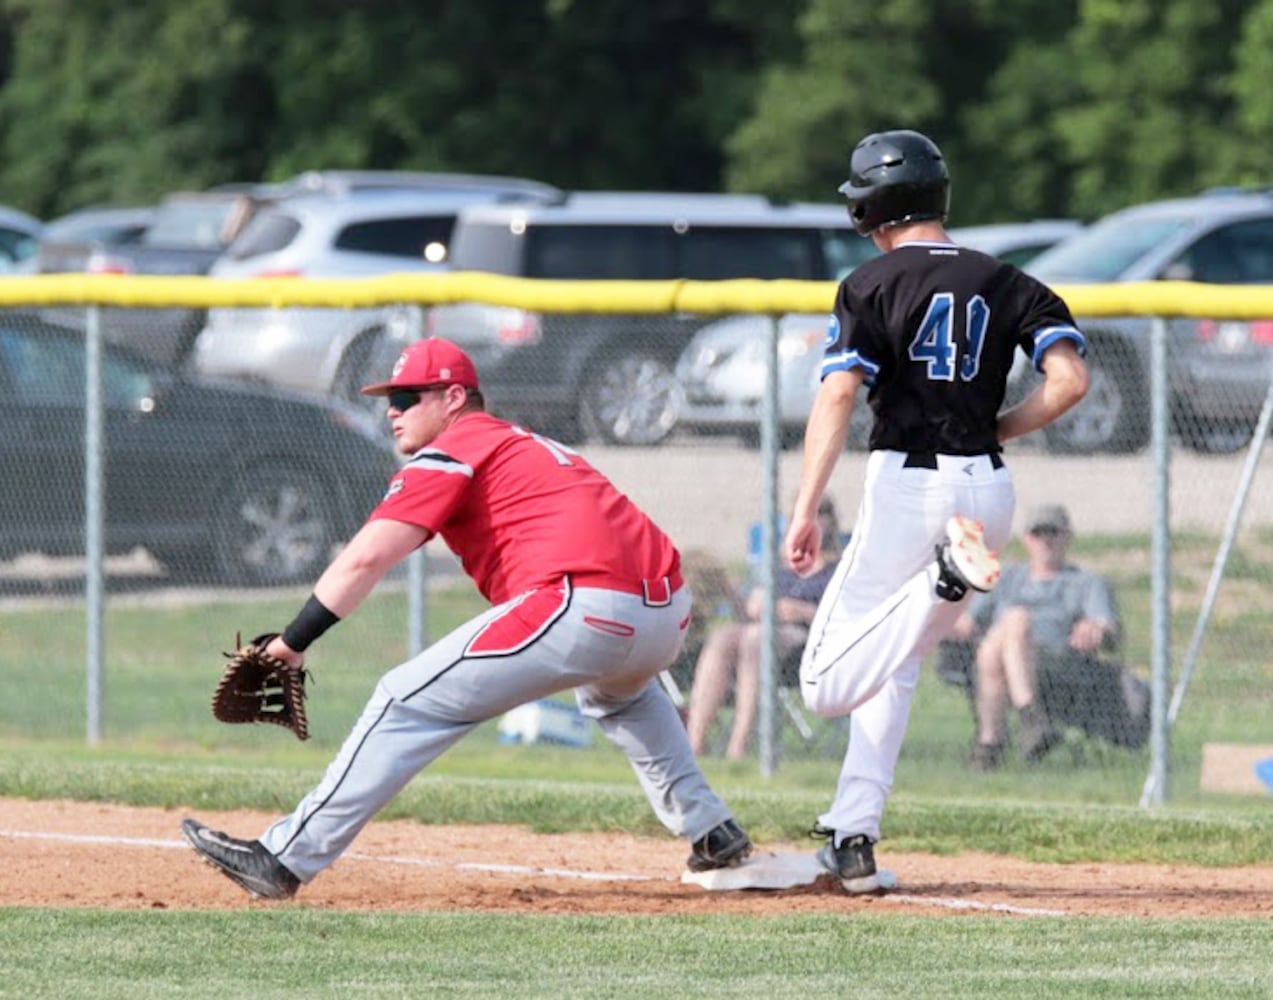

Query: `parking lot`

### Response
(2, 436, 1269, 599)
(585, 438, 1273, 564)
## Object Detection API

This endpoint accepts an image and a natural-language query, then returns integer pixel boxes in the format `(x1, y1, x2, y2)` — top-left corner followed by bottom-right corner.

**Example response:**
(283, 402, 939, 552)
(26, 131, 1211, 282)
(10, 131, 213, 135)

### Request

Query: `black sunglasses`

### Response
(1028, 525, 1064, 538)
(387, 385, 449, 412)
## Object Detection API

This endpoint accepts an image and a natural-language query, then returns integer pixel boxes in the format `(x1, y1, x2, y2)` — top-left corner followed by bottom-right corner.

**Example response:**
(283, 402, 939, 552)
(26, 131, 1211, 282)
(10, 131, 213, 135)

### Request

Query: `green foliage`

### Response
(0, 1, 803, 215)
(5, 1, 1273, 221)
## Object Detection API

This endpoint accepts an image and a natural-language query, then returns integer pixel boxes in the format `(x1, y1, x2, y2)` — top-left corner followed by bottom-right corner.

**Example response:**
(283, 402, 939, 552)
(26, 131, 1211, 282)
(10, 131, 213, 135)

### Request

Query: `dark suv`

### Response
(428, 193, 874, 445)
(1025, 190, 1273, 453)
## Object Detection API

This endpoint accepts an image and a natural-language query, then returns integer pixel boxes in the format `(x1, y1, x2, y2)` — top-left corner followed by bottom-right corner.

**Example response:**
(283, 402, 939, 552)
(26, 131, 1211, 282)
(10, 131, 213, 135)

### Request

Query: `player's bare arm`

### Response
(996, 339, 1089, 443)
(313, 518, 429, 617)
(786, 368, 863, 575)
(266, 518, 428, 664)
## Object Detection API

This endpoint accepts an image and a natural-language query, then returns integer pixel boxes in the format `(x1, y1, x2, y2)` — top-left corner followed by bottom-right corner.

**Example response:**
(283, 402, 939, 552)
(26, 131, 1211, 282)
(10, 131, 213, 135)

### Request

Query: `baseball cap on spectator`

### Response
(1024, 503, 1071, 535)
(361, 338, 480, 396)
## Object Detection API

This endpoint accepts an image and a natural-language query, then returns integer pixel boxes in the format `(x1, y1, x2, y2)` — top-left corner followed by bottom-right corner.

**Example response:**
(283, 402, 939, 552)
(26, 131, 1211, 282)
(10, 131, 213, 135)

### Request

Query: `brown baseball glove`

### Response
(211, 632, 310, 740)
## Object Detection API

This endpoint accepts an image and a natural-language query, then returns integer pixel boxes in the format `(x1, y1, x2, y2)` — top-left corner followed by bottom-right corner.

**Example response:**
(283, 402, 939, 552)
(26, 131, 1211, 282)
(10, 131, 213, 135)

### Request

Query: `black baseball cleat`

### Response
(935, 515, 1001, 602)
(686, 818, 753, 872)
(812, 825, 885, 894)
(181, 818, 300, 900)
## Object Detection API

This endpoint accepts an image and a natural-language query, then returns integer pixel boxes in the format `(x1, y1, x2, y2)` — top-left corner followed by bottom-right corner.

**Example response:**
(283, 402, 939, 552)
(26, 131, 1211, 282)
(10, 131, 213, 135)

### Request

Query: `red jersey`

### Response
(368, 412, 680, 604)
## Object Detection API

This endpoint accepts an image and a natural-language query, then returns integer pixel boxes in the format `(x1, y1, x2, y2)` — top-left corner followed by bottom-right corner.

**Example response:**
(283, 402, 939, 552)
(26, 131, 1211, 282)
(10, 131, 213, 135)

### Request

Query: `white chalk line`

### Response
(0, 828, 1069, 914)
(0, 829, 664, 883)
(881, 893, 1068, 918)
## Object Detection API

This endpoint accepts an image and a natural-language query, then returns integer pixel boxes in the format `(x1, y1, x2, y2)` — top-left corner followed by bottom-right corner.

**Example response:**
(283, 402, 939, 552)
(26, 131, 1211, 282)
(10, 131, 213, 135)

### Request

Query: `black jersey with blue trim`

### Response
(821, 241, 1084, 455)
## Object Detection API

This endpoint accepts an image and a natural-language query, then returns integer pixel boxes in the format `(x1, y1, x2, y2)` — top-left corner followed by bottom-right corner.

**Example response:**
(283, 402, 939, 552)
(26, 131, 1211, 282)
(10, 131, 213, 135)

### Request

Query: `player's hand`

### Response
(784, 516, 822, 576)
(265, 635, 306, 669)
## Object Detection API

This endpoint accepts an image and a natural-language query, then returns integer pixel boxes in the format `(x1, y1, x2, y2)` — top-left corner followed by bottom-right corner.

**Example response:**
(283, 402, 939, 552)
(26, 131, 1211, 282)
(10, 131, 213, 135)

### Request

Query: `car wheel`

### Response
(580, 352, 685, 446)
(1179, 419, 1255, 454)
(1042, 348, 1148, 453)
(335, 328, 402, 420)
(152, 545, 215, 583)
(211, 467, 338, 587)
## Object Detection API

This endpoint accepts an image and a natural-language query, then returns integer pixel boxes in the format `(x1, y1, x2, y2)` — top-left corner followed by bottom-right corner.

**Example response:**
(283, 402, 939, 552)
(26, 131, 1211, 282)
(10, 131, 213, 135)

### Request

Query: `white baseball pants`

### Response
(800, 450, 1015, 842)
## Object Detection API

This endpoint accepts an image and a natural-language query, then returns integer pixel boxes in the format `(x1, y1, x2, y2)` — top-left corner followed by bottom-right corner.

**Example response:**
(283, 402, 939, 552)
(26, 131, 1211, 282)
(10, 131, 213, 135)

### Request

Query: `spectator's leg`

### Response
(973, 625, 1012, 748)
(995, 606, 1041, 710)
(685, 623, 744, 756)
(995, 607, 1061, 762)
(726, 623, 762, 759)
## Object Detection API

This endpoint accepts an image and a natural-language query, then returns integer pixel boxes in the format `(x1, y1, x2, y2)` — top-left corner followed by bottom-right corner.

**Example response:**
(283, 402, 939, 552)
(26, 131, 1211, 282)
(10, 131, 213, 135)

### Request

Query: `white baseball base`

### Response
(682, 850, 898, 892)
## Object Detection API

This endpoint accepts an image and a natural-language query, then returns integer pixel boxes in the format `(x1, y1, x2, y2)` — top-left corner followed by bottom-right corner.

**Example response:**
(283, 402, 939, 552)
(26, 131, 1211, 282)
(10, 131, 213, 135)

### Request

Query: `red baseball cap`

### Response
(360, 338, 480, 396)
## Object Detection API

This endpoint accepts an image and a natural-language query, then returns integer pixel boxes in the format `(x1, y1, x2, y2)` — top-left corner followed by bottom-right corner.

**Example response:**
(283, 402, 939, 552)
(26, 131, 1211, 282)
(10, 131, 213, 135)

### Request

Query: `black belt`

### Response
(903, 451, 1004, 470)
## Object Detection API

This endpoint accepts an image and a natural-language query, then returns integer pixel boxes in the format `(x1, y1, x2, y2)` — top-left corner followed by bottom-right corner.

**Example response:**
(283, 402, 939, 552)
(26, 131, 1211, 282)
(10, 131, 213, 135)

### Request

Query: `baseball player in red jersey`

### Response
(182, 338, 751, 899)
(785, 130, 1089, 893)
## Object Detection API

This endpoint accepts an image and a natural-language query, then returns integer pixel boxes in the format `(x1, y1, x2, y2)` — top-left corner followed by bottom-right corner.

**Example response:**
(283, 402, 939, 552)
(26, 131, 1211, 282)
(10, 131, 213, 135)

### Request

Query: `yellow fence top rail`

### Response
(2, 273, 1273, 319)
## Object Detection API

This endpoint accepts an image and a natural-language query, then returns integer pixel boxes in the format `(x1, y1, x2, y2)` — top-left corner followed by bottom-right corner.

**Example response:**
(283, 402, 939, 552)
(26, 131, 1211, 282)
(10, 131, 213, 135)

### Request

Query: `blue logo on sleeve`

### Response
(825, 314, 840, 348)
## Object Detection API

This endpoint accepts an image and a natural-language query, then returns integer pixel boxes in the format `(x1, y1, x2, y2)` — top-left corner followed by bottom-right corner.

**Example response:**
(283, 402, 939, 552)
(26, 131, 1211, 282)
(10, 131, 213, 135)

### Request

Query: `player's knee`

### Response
(801, 681, 848, 717)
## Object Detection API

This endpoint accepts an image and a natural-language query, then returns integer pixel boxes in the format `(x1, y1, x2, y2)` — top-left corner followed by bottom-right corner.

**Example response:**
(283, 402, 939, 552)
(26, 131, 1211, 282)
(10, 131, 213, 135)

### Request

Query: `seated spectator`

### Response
(686, 500, 844, 759)
(662, 547, 749, 700)
(947, 503, 1148, 770)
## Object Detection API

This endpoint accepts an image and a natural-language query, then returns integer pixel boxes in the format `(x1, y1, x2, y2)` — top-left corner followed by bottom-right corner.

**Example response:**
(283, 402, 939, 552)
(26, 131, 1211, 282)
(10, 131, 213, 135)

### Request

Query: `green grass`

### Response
(3, 741, 1272, 865)
(2, 910, 1271, 999)
(3, 530, 1272, 813)
(4, 536, 1273, 996)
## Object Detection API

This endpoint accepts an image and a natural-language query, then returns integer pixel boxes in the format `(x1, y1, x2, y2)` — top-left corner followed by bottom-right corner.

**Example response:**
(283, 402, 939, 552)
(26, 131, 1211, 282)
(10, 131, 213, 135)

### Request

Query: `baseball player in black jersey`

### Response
(784, 129, 1090, 893)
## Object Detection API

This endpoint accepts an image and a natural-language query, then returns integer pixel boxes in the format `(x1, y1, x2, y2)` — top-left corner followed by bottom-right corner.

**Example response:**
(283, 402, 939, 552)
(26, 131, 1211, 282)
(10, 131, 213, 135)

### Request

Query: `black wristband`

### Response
(281, 594, 341, 653)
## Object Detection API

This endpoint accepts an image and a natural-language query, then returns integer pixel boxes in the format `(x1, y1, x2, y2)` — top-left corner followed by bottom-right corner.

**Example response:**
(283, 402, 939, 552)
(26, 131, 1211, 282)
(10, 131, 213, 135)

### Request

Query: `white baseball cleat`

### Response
(935, 515, 1001, 601)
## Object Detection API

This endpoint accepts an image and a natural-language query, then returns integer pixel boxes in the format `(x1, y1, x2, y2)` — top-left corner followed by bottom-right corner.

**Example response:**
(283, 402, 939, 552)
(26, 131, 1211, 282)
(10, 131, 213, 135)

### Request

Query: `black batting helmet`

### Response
(838, 130, 950, 236)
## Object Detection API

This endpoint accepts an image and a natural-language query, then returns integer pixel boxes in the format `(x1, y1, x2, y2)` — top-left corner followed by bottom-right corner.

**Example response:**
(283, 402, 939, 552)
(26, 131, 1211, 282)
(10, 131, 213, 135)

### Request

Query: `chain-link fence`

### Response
(1, 282, 1271, 811)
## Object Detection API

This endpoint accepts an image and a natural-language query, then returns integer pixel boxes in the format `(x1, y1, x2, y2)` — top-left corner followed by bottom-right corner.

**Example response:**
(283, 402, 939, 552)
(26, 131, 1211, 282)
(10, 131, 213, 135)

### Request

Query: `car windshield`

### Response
(1027, 213, 1194, 282)
(822, 230, 880, 279)
(142, 198, 250, 250)
(226, 212, 303, 260)
(0, 328, 151, 405)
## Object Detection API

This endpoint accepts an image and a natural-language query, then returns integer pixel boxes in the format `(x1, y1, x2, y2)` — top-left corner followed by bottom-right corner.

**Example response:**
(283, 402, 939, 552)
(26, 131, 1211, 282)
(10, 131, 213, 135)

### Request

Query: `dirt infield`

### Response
(3, 798, 1271, 918)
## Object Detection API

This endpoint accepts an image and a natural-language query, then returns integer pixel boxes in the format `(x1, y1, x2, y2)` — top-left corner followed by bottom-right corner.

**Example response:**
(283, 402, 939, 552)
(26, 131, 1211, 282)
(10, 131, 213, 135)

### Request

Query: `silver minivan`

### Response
(192, 177, 561, 410)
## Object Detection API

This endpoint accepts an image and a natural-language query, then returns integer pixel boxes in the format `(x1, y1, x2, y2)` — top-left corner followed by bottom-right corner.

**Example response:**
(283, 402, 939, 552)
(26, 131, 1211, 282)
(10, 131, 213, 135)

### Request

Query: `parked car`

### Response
(427, 193, 878, 445)
(0, 205, 42, 275)
(0, 314, 396, 586)
(270, 168, 562, 202)
(949, 219, 1084, 267)
(675, 220, 1080, 447)
(31, 205, 157, 274)
(192, 179, 563, 415)
(33, 189, 283, 367)
(1026, 189, 1273, 453)
(676, 312, 860, 449)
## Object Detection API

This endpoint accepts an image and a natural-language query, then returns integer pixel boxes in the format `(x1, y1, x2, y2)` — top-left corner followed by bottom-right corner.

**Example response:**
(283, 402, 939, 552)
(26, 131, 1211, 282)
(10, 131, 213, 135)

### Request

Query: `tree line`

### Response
(2, 0, 1272, 225)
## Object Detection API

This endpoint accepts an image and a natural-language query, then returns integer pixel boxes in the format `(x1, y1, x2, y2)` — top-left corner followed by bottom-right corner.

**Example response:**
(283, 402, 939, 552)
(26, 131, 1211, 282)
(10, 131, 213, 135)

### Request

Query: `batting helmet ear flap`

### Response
(839, 130, 950, 236)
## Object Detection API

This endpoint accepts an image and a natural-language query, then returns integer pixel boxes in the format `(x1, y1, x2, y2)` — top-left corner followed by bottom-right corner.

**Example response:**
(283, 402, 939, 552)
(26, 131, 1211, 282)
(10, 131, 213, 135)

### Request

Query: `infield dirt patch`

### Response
(2, 797, 1269, 918)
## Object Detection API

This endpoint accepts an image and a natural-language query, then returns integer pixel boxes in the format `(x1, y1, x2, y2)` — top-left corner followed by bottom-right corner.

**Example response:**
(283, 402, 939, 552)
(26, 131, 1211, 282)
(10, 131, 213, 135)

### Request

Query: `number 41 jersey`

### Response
(822, 241, 1084, 455)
